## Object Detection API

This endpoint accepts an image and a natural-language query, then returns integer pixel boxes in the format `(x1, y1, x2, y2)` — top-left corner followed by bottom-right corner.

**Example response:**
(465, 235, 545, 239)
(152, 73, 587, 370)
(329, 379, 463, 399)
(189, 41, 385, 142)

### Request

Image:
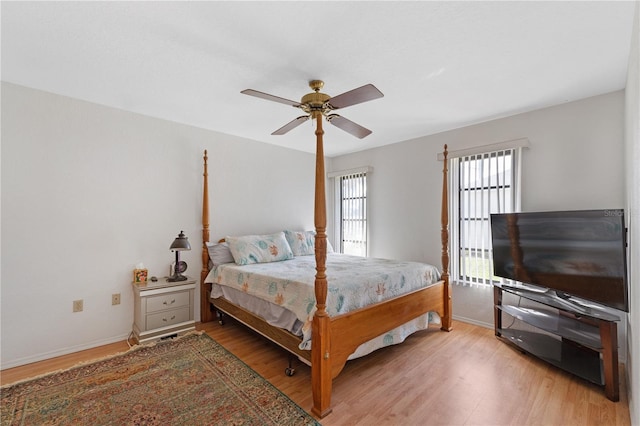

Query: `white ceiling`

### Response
(1, 1, 635, 157)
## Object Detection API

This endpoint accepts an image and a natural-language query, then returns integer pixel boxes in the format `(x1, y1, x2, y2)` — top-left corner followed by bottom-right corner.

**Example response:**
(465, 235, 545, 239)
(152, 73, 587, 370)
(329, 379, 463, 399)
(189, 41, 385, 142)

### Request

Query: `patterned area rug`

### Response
(1, 332, 319, 425)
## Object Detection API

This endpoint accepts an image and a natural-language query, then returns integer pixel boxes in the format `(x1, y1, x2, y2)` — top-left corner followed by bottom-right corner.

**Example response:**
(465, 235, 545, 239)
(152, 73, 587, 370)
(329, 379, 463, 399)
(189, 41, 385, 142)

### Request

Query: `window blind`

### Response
(451, 148, 522, 286)
(339, 171, 367, 256)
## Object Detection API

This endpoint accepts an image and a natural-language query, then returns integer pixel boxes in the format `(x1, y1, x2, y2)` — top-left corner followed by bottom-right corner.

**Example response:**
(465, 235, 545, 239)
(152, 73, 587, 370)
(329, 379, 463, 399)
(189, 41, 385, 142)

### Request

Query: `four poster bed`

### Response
(199, 119, 451, 418)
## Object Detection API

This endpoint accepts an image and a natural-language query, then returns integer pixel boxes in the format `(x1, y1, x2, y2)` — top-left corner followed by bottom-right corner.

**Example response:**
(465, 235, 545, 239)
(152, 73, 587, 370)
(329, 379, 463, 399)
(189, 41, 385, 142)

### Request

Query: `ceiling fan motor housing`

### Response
(301, 91, 331, 117)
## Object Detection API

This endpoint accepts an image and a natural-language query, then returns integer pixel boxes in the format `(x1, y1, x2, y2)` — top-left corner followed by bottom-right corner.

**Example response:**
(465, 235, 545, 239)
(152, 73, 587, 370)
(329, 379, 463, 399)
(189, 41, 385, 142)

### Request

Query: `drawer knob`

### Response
(163, 299, 176, 305)
(162, 315, 176, 322)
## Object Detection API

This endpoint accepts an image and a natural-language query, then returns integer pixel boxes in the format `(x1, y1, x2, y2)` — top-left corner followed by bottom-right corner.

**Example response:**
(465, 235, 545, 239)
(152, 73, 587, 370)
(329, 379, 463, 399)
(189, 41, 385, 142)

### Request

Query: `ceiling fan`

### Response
(241, 80, 383, 139)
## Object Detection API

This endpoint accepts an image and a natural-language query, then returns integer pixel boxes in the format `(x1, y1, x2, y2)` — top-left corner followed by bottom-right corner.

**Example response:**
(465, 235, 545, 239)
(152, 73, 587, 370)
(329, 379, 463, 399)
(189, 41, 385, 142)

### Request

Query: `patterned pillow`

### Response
(284, 230, 334, 256)
(284, 230, 316, 256)
(226, 232, 294, 265)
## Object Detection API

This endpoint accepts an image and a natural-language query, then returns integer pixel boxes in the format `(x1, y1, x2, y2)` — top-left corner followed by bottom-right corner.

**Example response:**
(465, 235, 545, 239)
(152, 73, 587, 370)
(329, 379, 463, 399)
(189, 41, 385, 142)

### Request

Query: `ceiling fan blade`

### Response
(326, 84, 384, 110)
(326, 114, 372, 139)
(241, 89, 301, 107)
(272, 115, 309, 135)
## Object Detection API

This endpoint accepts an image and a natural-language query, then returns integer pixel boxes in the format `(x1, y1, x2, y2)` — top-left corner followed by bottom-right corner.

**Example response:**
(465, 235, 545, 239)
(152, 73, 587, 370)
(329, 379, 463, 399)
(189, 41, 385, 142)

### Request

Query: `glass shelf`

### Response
(497, 304, 602, 349)
(497, 328, 604, 386)
(496, 283, 620, 322)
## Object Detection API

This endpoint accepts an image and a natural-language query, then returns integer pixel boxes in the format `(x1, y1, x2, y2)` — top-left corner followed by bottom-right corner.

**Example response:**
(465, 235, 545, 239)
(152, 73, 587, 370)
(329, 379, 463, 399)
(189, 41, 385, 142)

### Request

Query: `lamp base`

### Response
(167, 274, 188, 282)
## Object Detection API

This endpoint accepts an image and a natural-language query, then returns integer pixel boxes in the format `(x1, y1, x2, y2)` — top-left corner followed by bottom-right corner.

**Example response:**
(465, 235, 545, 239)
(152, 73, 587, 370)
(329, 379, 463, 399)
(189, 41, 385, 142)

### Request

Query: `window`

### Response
(330, 168, 370, 256)
(449, 142, 526, 286)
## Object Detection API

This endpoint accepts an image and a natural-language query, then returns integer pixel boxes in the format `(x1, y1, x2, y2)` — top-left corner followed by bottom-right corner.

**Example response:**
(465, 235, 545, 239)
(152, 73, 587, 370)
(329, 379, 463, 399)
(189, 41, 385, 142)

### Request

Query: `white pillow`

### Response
(205, 241, 235, 266)
(226, 232, 294, 265)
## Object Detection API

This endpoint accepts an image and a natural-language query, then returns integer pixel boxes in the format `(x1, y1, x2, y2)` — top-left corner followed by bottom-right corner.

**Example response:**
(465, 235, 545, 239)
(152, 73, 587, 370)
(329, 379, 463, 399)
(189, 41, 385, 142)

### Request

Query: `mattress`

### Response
(206, 253, 442, 357)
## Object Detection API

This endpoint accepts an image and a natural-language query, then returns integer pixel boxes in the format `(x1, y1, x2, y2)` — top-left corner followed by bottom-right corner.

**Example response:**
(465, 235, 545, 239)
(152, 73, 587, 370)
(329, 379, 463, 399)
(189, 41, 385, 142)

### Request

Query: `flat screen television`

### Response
(490, 209, 628, 312)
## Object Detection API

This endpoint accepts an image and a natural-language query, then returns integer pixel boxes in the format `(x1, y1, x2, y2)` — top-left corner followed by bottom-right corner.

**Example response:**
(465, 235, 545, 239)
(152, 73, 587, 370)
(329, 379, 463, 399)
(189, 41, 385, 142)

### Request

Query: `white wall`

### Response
(624, 3, 640, 423)
(330, 90, 627, 346)
(0, 82, 317, 369)
(2, 80, 635, 408)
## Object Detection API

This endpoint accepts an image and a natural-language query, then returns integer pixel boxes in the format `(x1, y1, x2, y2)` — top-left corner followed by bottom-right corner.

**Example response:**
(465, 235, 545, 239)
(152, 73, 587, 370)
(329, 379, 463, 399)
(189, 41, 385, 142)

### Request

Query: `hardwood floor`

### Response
(1, 320, 631, 425)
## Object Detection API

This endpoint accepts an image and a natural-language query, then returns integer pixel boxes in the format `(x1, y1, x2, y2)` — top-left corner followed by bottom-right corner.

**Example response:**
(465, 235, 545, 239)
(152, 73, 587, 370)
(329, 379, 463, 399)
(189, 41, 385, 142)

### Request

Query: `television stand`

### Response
(493, 283, 621, 401)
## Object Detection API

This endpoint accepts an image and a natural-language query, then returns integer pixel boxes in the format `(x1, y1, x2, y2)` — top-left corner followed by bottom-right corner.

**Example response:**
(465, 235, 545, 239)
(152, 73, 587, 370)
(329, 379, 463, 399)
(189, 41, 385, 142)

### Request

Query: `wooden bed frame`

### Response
(199, 117, 451, 418)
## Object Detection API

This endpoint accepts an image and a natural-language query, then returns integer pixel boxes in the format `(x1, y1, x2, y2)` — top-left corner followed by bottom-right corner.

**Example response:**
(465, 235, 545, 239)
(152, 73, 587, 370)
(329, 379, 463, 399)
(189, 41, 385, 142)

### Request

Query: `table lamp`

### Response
(168, 230, 191, 282)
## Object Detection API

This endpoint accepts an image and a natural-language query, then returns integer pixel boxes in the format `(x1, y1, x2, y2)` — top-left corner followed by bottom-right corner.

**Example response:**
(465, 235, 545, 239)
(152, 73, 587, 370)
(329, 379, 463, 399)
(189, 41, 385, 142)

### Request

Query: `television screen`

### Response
(490, 209, 628, 312)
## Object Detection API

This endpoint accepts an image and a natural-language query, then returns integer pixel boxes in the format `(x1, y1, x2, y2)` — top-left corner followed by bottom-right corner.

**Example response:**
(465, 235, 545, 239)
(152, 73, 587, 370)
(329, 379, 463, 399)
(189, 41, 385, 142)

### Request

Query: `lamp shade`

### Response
(170, 231, 191, 251)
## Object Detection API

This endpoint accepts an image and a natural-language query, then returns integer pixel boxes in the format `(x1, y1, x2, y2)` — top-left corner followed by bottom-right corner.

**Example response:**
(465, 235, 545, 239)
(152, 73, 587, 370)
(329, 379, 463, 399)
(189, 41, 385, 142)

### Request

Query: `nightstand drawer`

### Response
(146, 291, 190, 313)
(146, 307, 190, 329)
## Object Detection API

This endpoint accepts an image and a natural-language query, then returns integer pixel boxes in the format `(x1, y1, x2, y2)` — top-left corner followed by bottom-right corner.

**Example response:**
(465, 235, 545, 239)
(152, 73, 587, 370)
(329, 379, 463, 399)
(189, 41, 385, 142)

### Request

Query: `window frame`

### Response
(448, 141, 527, 287)
(329, 167, 372, 256)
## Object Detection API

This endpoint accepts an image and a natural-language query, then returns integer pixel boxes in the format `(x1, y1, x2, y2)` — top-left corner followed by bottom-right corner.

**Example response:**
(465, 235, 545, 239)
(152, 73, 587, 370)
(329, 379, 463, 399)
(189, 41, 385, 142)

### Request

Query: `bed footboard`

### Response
(329, 280, 446, 378)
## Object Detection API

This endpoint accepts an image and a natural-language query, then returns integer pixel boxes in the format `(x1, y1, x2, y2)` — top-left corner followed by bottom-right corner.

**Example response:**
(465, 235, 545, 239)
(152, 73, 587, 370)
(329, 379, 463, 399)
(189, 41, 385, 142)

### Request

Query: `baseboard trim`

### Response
(452, 315, 494, 330)
(1, 333, 131, 370)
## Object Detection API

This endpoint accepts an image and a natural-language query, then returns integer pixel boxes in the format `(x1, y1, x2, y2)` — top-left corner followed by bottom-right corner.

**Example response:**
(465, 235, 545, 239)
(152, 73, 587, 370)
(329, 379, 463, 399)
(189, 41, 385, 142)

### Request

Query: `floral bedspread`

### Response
(206, 253, 441, 353)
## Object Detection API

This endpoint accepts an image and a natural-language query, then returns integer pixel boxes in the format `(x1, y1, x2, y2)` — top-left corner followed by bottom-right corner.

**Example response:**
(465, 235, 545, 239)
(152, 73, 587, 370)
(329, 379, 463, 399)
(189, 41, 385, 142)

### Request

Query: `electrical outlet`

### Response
(112, 293, 121, 305)
(73, 299, 83, 313)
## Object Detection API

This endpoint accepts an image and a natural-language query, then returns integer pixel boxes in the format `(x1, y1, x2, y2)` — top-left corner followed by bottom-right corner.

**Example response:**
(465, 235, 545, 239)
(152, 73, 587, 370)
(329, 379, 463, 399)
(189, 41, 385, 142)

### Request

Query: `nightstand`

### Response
(131, 276, 196, 344)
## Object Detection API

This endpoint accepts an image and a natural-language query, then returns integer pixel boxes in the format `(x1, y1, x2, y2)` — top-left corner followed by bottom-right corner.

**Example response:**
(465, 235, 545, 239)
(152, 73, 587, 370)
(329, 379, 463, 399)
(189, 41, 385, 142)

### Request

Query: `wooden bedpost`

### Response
(441, 144, 453, 331)
(201, 150, 214, 323)
(311, 113, 332, 418)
